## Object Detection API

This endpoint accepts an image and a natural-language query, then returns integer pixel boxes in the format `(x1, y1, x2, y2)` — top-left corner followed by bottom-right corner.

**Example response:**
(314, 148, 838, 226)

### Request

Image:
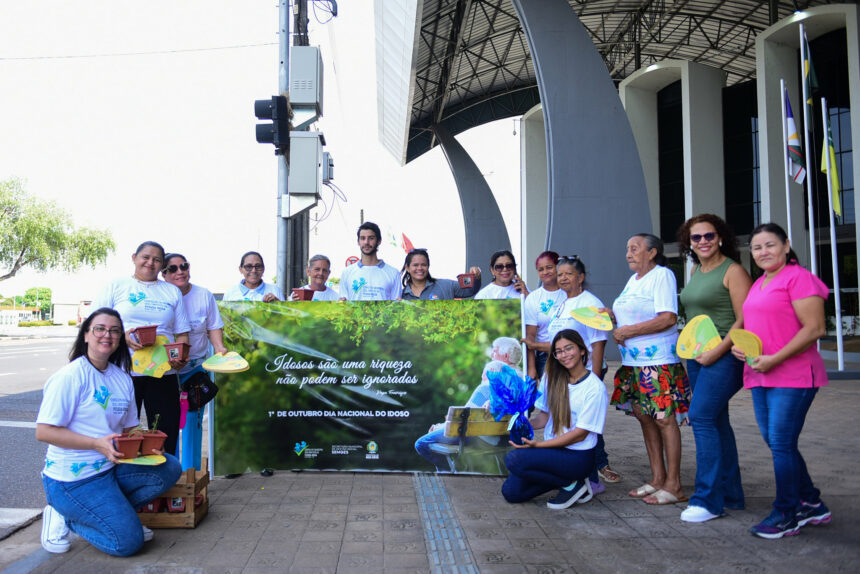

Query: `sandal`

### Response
(642, 489, 688, 505)
(598, 465, 622, 483)
(628, 483, 657, 498)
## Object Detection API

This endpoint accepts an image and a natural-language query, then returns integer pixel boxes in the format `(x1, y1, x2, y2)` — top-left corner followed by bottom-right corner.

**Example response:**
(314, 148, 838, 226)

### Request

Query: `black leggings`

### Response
(134, 374, 181, 456)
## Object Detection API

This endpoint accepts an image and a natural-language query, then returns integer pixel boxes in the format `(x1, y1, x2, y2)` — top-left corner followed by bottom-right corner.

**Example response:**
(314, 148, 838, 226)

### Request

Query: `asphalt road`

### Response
(0, 338, 75, 511)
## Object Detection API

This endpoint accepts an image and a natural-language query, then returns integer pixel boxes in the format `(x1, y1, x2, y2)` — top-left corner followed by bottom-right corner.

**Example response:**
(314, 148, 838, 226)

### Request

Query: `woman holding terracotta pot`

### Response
(36, 308, 182, 556)
(162, 253, 228, 470)
(474, 250, 529, 299)
(93, 241, 190, 457)
(289, 254, 340, 301)
(400, 248, 482, 300)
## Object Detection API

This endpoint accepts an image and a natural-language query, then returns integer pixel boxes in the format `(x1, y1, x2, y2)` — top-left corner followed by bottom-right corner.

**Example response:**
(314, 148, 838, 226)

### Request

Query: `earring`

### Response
(719, 241, 723, 247)
(691, 243, 695, 249)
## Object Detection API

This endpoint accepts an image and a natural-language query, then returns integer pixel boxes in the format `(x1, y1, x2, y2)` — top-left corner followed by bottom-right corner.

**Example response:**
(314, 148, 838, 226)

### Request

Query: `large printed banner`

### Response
(214, 299, 521, 476)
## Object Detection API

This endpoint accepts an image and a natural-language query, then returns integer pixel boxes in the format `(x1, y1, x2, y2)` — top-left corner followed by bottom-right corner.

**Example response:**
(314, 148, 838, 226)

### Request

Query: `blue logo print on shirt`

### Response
(91, 458, 109, 471)
(93, 385, 111, 410)
(128, 291, 146, 305)
(70, 462, 89, 476)
(540, 300, 556, 314)
(351, 277, 366, 293)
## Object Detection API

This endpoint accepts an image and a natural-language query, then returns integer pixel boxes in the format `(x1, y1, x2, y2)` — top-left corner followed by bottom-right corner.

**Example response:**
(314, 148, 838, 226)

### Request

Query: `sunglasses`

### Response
(242, 264, 264, 271)
(559, 254, 580, 262)
(164, 262, 190, 274)
(691, 232, 717, 243)
(493, 263, 516, 271)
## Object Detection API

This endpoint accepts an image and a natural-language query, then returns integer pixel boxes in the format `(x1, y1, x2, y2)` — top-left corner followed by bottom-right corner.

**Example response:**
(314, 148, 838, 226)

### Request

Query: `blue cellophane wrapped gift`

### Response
(486, 365, 540, 445)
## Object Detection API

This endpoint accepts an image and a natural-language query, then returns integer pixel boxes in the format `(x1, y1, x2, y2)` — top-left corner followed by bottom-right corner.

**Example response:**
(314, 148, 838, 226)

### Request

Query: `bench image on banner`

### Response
(213, 299, 523, 476)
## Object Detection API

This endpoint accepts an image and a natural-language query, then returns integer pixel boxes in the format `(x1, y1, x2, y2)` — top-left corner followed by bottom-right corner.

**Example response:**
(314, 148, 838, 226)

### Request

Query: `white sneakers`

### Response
(680, 504, 721, 523)
(142, 525, 154, 542)
(41, 505, 70, 553)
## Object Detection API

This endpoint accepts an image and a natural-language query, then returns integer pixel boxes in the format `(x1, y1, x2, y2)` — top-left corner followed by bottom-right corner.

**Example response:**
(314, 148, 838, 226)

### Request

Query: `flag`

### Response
(821, 123, 842, 216)
(401, 233, 415, 253)
(784, 90, 806, 184)
(803, 32, 819, 133)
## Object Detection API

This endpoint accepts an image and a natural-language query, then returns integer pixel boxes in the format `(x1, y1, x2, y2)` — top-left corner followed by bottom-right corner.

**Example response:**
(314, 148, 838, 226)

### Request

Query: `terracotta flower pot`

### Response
(139, 430, 167, 455)
(114, 435, 142, 459)
(163, 342, 190, 361)
(292, 288, 315, 301)
(134, 325, 159, 346)
(457, 273, 475, 288)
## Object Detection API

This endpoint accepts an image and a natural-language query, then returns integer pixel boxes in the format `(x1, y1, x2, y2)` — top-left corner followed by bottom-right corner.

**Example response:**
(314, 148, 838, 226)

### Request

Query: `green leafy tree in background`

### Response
(13, 287, 52, 314)
(0, 177, 115, 281)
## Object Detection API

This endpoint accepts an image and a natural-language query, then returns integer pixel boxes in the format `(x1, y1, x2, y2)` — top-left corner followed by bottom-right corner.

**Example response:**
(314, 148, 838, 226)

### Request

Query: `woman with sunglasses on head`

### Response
(92, 241, 190, 458)
(676, 215, 751, 523)
(401, 248, 482, 300)
(730, 223, 830, 539)
(502, 330, 607, 509)
(522, 251, 567, 380)
(223, 251, 284, 302)
(36, 308, 182, 556)
(161, 253, 228, 471)
(474, 250, 529, 299)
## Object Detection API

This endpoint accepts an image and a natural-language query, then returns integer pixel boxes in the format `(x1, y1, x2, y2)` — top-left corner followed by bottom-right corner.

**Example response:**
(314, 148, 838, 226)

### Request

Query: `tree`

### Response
(0, 178, 115, 281)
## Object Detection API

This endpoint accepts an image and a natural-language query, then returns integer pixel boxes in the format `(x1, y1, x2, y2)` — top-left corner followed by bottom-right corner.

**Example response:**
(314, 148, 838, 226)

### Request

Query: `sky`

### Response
(0, 0, 521, 304)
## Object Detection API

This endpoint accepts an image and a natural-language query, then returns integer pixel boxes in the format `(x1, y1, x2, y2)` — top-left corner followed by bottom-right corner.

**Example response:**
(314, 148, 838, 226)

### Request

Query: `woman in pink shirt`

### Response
(731, 223, 831, 540)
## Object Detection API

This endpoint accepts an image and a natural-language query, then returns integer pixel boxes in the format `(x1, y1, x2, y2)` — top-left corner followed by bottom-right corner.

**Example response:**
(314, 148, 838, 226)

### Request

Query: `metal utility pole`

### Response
(276, 0, 291, 296)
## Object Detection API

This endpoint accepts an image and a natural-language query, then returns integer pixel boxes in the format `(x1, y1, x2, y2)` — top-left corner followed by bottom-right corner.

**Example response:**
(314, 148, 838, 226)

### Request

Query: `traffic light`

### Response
(254, 95, 289, 150)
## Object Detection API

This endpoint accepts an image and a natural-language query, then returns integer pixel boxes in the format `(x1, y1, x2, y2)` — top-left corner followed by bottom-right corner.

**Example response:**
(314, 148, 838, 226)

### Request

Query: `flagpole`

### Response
(780, 79, 793, 244)
(799, 23, 817, 275)
(821, 98, 844, 371)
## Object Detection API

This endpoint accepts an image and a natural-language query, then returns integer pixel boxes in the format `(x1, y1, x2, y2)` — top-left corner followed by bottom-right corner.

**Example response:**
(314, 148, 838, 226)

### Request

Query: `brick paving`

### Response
(2, 373, 858, 573)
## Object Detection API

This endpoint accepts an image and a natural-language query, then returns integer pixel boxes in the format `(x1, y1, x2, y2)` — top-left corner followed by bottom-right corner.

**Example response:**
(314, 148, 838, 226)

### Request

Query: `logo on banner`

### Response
(366, 441, 379, 460)
(294, 441, 308, 456)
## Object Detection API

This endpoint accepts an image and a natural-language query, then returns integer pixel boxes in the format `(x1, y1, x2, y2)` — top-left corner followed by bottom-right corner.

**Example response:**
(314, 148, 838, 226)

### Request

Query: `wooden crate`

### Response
(138, 459, 209, 528)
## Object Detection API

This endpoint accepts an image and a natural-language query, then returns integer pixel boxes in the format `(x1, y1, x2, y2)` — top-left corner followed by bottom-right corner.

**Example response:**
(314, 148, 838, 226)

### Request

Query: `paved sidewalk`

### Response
(2, 378, 858, 573)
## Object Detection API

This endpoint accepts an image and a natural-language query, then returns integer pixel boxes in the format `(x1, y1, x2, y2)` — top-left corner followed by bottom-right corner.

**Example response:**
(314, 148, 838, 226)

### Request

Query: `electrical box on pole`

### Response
(290, 46, 324, 130)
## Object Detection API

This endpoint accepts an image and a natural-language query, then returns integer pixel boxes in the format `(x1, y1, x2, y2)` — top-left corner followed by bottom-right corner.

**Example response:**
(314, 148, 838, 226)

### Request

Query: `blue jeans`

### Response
(502, 447, 595, 502)
(415, 429, 460, 472)
(751, 386, 820, 514)
(534, 351, 548, 380)
(588, 434, 609, 483)
(687, 354, 745, 514)
(42, 454, 182, 556)
(179, 365, 208, 471)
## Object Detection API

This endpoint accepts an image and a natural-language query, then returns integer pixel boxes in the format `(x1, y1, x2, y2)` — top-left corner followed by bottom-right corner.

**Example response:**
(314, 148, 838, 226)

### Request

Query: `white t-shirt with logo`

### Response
(181, 285, 224, 368)
(612, 266, 680, 366)
(299, 284, 340, 301)
(546, 290, 608, 371)
(524, 287, 567, 342)
(222, 281, 285, 302)
(474, 282, 521, 300)
(38, 357, 139, 482)
(534, 371, 607, 450)
(93, 276, 190, 342)
(339, 261, 402, 301)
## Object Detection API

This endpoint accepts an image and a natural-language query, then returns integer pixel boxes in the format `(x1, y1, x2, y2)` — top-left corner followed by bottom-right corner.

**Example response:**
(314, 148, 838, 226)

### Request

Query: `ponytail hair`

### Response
(750, 223, 800, 265)
(634, 233, 668, 266)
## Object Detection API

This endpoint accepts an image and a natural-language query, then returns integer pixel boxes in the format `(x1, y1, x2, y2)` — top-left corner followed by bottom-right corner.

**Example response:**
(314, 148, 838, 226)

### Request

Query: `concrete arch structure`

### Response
(512, 0, 651, 325)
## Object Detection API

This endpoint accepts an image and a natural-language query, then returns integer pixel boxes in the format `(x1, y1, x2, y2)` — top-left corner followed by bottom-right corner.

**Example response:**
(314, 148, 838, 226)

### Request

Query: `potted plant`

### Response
(133, 325, 159, 346)
(114, 434, 143, 459)
(133, 414, 167, 455)
(291, 288, 315, 301)
(163, 341, 190, 361)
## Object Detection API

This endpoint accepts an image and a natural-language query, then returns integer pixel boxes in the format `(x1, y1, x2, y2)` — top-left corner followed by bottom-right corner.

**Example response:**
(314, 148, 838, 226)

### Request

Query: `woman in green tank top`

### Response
(677, 214, 752, 523)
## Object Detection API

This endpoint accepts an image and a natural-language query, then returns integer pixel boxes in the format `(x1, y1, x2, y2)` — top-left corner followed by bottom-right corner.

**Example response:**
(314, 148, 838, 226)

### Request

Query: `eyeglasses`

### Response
(164, 262, 190, 274)
(493, 263, 515, 271)
(691, 232, 717, 243)
(91, 325, 123, 338)
(553, 344, 579, 358)
(242, 264, 264, 271)
(559, 255, 580, 262)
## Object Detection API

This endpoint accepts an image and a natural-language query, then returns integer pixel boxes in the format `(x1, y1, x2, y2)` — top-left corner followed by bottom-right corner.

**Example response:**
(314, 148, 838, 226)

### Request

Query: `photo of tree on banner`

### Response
(214, 299, 523, 476)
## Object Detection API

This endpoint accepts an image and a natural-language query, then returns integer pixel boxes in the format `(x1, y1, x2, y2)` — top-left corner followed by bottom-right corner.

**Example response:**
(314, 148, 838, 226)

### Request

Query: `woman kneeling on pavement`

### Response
(36, 308, 182, 556)
(502, 330, 607, 509)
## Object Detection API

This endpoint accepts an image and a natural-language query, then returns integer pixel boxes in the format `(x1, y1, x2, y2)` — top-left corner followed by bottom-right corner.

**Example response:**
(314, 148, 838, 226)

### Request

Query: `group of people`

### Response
(35, 216, 830, 557)
(505, 217, 830, 542)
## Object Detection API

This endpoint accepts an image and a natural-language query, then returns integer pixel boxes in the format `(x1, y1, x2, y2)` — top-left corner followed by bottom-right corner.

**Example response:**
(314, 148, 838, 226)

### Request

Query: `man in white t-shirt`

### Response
(339, 221, 402, 301)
